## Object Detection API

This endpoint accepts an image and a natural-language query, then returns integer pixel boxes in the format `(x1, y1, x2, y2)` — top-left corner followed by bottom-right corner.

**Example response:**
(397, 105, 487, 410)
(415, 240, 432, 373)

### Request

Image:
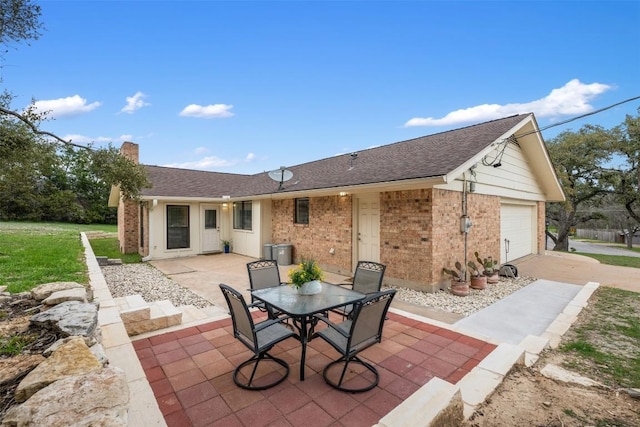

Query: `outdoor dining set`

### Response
(218, 260, 397, 393)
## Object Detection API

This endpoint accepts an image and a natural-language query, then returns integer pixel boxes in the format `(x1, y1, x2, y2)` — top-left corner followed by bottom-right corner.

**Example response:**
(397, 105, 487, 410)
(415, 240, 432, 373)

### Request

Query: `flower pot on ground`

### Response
(467, 261, 487, 290)
(221, 239, 231, 253)
(442, 261, 469, 296)
(474, 252, 499, 284)
(288, 258, 324, 295)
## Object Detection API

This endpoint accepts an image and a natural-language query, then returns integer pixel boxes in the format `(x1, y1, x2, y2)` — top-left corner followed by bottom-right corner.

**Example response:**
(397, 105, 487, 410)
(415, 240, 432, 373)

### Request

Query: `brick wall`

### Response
(537, 201, 546, 253)
(117, 142, 141, 255)
(271, 195, 353, 275)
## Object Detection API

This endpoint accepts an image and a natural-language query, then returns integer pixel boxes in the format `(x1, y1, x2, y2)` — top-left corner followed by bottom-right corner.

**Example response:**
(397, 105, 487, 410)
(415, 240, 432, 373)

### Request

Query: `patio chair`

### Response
(246, 259, 286, 319)
(219, 284, 297, 390)
(313, 289, 396, 392)
(332, 261, 386, 319)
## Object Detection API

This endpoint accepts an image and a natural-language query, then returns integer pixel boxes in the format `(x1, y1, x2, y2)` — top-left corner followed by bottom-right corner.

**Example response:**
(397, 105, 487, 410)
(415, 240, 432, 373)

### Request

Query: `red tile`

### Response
(472, 343, 497, 361)
(447, 340, 481, 358)
(420, 356, 457, 380)
(185, 340, 216, 356)
(153, 340, 183, 355)
(150, 378, 174, 398)
(423, 333, 455, 348)
(379, 355, 415, 377)
(405, 364, 436, 386)
(139, 354, 160, 370)
(234, 399, 282, 427)
(210, 414, 243, 427)
(174, 326, 201, 339)
(294, 372, 333, 398)
(455, 334, 486, 349)
(149, 331, 179, 346)
(402, 326, 430, 340)
(314, 387, 359, 418)
(200, 358, 235, 380)
(384, 376, 421, 400)
(157, 348, 190, 366)
(396, 347, 428, 365)
(157, 392, 182, 416)
(162, 357, 198, 378)
(164, 409, 192, 427)
(446, 368, 469, 384)
(145, 365, 166, 383)
(389, 332, 419, 347)
(210, 372, 239, 394)
(221, 386, 265, 412)
(132, 338, 151, 350)
(210, 333, 237, 348)
(178, 333, 206, 347)
(136, 347, 155, 359)
(203, 327, 230, 340)
(198, 319, 229, 332)
(363, 388, 403, 417)
(267, 383, 312, 414)
(414, 322, 441, 333)
(176, 380, 219, 408)
(411, 339, 443, 356)
(186, 395, 233, 427)
(218, 340, 248, 358)
(338, 403, 380, 427)
(168, 368, 208, 392)
(285, 401, 334, 427)
(192, 348, 225, 368)
(435, 328, 463, 340)
(434, 347, 471, 367)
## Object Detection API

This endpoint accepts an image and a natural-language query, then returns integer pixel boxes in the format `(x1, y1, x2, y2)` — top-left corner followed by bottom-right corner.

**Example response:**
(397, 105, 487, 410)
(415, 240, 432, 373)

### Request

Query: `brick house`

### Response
(109, 113, 564, 292)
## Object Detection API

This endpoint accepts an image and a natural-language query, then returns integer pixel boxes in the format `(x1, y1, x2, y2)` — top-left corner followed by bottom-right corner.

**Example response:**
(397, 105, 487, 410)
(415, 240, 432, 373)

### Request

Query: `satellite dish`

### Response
(267, 167, 293, 190)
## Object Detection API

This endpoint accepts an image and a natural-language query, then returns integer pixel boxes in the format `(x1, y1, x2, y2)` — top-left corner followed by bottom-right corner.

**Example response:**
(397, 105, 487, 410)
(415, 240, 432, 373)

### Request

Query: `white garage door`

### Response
(500, 203, 535, 264)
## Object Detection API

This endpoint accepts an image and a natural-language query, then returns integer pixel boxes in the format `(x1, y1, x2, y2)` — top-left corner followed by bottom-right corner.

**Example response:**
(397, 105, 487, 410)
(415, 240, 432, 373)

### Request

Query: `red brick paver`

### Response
(134, 311, 495, 427)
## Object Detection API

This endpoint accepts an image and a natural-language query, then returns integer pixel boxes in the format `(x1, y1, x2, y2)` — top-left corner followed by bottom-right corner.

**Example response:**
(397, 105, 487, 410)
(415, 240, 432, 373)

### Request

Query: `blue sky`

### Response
(3, 0, 639, 175)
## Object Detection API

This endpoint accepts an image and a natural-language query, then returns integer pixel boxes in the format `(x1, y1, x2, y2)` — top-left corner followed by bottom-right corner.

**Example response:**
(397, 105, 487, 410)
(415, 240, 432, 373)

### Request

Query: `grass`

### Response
(0, 221, 131, 293)
(574, 253, 640, 268)
(89, 237, 141, 263)
(560, 287, 640, 388)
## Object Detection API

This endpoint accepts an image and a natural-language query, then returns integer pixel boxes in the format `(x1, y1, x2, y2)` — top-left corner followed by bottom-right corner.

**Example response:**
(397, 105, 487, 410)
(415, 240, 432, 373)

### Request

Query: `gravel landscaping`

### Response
(100, 263, 536, 317)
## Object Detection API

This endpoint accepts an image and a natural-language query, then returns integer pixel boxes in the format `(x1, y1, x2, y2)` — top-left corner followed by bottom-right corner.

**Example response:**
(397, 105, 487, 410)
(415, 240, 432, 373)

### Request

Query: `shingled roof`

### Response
(141, 113, 531, 199)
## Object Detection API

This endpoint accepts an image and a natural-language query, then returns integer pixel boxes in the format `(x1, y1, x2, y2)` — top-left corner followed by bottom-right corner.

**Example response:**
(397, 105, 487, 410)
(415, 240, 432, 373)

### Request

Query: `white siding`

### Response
(500, 203, 536, 263)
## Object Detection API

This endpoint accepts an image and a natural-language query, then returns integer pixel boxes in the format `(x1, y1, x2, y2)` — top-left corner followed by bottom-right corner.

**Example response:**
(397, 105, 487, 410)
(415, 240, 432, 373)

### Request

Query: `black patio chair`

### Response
(332, 261, 386, 319)
(313, 289, 396, 393)
(219, 284, 297, 390)
(246, 259, 286, 319)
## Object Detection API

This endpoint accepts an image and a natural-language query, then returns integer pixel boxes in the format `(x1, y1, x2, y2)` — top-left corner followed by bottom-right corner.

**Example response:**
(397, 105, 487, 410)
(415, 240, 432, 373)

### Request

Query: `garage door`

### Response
(500, 203, 535, 264)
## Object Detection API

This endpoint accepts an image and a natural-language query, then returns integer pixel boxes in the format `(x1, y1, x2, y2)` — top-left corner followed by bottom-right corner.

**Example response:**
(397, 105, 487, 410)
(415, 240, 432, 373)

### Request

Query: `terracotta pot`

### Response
(450, 281, 469, 296)
(485, 271, 499, 284)
(470, 275, 487, 290)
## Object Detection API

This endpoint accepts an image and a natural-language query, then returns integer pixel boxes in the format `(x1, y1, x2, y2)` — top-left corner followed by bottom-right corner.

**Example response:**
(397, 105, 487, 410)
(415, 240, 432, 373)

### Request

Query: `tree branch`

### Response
(0, 106, 90, 149)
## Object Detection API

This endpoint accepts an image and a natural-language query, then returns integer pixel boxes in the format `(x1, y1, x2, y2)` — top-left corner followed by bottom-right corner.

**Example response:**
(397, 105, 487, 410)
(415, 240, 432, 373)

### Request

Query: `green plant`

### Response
(467, 261, 483, 277)
(474, 252, 498, 275)
(89, 237, 141, 263)
(221, 239, 231, 247)
(442, 261, 466, 282)
(288, 258, 324, 288)
(0, 334, 34, 356)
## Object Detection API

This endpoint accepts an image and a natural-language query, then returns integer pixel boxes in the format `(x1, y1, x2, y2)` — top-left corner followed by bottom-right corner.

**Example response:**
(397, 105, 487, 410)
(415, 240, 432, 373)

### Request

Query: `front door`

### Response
(202, 207, 220, 253)
(357, 194, 380, 263)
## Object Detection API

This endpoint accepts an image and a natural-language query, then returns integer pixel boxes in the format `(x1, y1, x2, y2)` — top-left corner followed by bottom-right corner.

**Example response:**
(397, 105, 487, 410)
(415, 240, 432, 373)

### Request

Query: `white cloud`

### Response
(120, 91, 150, 114)
(60, 134, 135, 145)
(179, 103, 234, 119)
(165, 152, 256, 171)
(194, 146, 209, 155)
(404, 79, 612, 127)
(32, 95, 102, 118)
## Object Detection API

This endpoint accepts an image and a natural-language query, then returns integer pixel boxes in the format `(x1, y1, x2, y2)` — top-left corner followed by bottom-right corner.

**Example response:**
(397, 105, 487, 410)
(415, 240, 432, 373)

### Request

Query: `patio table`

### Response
(251, 282, 365, 380)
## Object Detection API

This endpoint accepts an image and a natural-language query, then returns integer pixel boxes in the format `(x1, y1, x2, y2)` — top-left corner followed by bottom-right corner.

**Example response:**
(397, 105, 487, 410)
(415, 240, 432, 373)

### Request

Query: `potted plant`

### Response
(221, 239, 231, 253)
(442, 261, 469, 296)
(467, 261, 487, 290)
(474, 252, 499, 284)
(288, 258, 325, 295)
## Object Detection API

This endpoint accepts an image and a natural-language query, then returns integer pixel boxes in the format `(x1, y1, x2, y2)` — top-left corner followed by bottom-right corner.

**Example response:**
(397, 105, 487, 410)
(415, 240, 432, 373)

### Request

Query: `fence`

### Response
(576, 228, 640, 244)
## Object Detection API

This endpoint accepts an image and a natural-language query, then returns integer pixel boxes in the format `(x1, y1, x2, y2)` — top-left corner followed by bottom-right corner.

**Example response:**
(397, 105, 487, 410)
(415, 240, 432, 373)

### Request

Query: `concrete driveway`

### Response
(514, 250, 640, 293)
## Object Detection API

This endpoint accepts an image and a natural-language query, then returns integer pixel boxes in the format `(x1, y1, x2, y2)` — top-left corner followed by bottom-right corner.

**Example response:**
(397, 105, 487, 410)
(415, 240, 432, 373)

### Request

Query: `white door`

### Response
(500, 203, 535, 263)
(357, 195, 380, 262)
(202, 207, 220, 252)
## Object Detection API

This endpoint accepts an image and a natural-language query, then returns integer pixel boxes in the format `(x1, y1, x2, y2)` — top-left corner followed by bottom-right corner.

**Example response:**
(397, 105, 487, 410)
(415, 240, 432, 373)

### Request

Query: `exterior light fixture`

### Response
(339, 191, 348, 197)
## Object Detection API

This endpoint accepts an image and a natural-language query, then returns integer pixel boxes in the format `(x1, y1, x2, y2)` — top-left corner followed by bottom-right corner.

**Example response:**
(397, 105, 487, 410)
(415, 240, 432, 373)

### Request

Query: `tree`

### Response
(0, 0, 150, 222)
(545, 125, 614, 251)
(609, 110, 640, 247)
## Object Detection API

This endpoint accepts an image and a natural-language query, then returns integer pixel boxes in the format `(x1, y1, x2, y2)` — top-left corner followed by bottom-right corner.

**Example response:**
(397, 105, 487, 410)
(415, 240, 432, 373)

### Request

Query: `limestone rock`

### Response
(2, 367, 129, 427)
(30, 282, 85, 302)
(43, 335, 99, 357)
(30, 300, 98, 337)
(540, 364, 607, 388)
(0, 355, 45, 385)
(15, 336, 102, 402)
(42, 287, 88, 305)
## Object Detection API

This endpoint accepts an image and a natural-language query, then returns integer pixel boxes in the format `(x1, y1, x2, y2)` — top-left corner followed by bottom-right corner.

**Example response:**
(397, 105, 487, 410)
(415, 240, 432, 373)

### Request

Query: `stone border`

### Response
(82, 233, 168, 427)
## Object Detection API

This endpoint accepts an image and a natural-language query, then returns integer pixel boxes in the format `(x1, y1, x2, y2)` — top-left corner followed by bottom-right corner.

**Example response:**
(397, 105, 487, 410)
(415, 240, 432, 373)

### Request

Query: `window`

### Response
(295, 198, 309, 224)
(167, 205, 189, 249)
(233, 201, 252, 230)
(204, 209, 217, 229)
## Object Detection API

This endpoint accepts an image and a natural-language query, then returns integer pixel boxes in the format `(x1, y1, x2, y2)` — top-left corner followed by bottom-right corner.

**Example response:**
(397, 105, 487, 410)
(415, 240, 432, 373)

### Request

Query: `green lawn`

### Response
(0, 221, 131, 293)
(575, 253, 640, 268)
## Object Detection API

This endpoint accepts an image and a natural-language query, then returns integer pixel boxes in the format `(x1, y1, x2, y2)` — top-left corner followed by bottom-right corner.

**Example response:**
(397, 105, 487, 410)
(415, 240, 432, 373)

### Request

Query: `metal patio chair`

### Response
(314, 289, 396, 392)
(246, 259, 286, 319)
(332, 260, 386, 319)
(219, 284, 296, 390)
